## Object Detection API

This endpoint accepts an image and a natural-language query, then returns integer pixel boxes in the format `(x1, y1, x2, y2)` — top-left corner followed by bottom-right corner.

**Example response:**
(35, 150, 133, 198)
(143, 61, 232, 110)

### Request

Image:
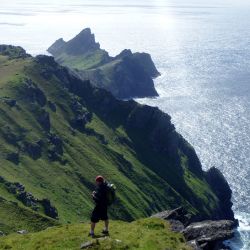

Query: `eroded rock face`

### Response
(205, 167, 235, 221)
(183, 220, 235, 249)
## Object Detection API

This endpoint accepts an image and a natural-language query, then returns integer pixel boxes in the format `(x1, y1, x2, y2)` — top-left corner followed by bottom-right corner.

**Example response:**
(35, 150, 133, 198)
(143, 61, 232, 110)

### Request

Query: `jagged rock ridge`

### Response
(48, 28, 160, 99)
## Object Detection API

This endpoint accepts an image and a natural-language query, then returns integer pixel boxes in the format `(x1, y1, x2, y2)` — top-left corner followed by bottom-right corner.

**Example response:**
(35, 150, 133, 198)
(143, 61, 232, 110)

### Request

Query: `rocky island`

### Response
(0, 45, 237, 249)
(48, 28, 160, 99)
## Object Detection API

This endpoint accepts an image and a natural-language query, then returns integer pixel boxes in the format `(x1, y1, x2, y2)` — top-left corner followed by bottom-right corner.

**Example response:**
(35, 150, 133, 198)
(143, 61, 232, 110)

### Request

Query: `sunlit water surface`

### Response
(1, 0, 250, 248)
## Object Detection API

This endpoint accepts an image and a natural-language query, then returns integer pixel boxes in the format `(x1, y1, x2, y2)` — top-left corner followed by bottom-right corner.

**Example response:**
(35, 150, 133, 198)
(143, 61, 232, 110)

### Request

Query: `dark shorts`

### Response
(91, 205, 108, 223)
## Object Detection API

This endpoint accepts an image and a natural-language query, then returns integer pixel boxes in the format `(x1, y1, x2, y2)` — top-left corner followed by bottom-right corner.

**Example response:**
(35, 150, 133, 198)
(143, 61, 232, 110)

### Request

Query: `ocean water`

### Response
(0, 0, 249, 249)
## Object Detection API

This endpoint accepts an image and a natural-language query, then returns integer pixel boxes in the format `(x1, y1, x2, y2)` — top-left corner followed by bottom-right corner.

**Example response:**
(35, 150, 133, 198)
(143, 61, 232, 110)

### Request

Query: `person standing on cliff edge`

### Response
(89, 175, 109, 237)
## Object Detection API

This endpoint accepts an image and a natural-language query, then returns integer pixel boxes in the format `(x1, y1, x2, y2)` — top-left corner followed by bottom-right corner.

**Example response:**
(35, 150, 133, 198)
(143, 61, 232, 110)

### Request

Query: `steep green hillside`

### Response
(48, 28, 159, 99)
(0, 45, 233, 234)
(0, 218, 191, 250)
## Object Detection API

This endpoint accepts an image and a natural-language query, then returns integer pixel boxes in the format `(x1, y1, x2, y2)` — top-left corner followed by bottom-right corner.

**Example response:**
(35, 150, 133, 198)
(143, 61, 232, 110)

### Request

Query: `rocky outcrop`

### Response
(48, 28, 159, 99)
(0, 45, 31, 59)
(152, 207, 237, 250)
(23, 141, 42, 160)
(131, 52, 160, 78)
(0, 176, 58, 219)
(47, 133, 64, 162)
(23, 78, 47, 107)
(70, 99, 92, 129)
(40, 198, 58, 219)
(50, 28, 102, 56)
(183, 220, 235, 250)
(37, 109, 50, 131)
(151, 207, 192, 227)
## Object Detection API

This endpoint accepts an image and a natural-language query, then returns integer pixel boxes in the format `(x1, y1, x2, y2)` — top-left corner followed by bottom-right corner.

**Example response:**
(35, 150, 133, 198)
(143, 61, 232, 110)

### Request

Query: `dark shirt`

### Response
(93, 182, 108, 206)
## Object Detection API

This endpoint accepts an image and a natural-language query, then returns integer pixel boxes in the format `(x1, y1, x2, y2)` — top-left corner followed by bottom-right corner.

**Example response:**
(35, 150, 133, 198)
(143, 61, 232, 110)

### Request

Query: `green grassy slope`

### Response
(0, 46, 227, 234)
(0, 218, 191, 250)
(0, 198, 58, 235)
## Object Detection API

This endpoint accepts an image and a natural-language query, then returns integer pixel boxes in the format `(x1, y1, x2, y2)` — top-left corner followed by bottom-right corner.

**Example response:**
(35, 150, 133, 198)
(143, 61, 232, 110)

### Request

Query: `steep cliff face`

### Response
(0, 46, 234, 234)
(48, 28, 159, 99)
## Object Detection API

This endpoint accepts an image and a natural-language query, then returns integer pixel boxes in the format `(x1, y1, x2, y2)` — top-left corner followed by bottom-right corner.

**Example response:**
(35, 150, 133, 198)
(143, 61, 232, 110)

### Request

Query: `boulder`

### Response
(80, 241, 95, 249)
(0, 231, 4, 236)
(17, 230, 28, 234)
(183, 220, 235, 249)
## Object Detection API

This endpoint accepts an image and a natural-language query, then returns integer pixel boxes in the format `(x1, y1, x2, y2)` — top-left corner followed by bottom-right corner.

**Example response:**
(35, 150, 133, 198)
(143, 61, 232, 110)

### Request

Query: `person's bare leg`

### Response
(104, 220, 109, 232)
(90, 222, 96, 235)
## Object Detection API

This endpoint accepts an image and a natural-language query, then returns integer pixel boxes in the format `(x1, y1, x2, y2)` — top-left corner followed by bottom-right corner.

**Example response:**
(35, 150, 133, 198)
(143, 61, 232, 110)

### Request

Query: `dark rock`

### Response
(23, 141, 42, 160)
(0, 231, 4, 236)
(6, 152, 19, 164)
(0, 45, 31, 59)
(40, 198, 58, 219)
(2, 98, 17, 107)
(132, 52, 160, 78)
(37, 110, 50, 131)
(183, 220, 235, 249)
(48, 101, 57, 112)
(205, 167, 235, 221)
(48, 134, 63, 155)
(115, 49, 133, 59)
(151, 207, 191, 226)
(50, 28, 103, 56)
(35, 55, 58, 67)
(47, 38, 66, 57)
(17, 191, 38, 208)
(127, 105, 179, 156)
(23, 78, 47, 106)
(168, 219, 185, 232)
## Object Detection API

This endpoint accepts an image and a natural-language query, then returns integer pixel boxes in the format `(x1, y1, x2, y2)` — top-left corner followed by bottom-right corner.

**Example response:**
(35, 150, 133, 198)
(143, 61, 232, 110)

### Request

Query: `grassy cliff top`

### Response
(0, 218, 191, 250)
